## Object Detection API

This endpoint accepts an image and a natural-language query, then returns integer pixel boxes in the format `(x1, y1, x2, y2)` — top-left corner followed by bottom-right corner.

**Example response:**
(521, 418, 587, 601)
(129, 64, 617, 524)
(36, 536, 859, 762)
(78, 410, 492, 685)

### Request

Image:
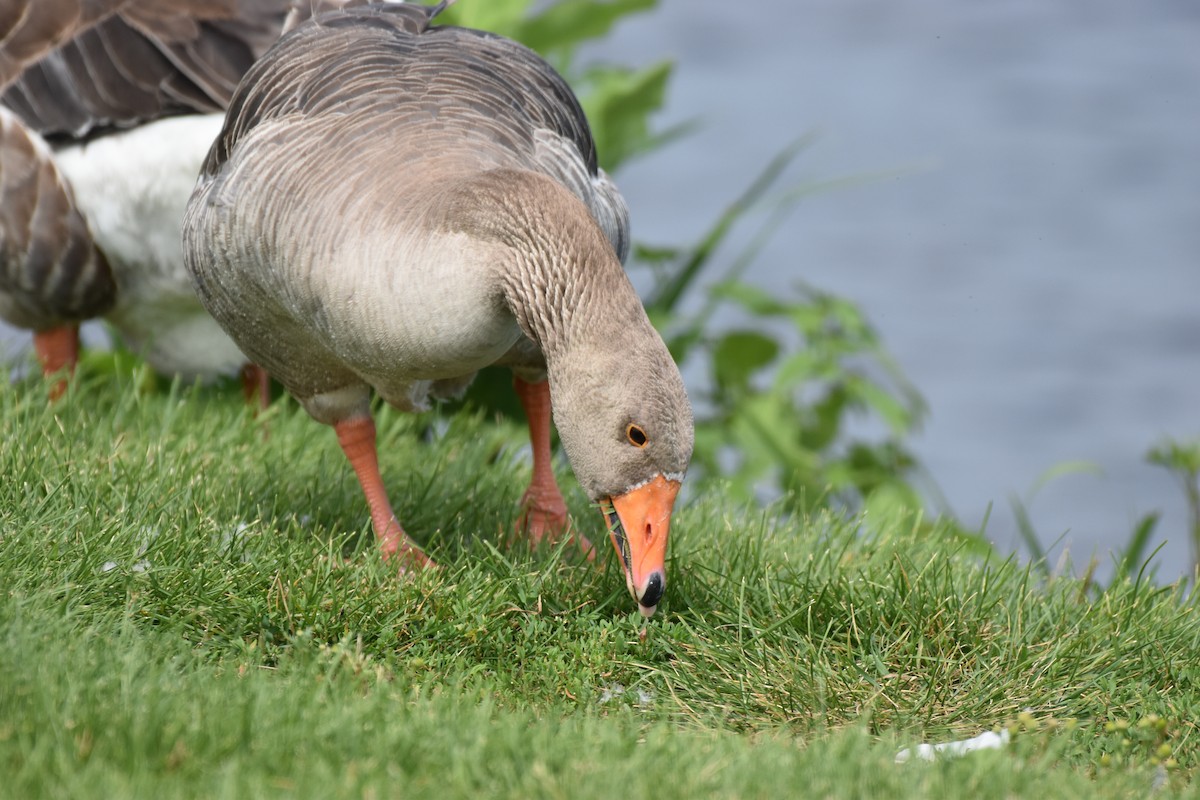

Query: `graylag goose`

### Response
(0, 0, 298, 398)
(183, 1, 694, 615)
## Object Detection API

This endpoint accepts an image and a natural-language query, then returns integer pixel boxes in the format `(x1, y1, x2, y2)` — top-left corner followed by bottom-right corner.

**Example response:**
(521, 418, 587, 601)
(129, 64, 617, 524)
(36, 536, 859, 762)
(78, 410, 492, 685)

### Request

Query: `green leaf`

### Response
(437, 0, 535, 37)
(712, 331, 779, 394)
(1114, 512, 1162, 584)
(801, 384, 848, 452)
(788, 302, 830, 338)
(710, 281, 791, 317)
(737, 395, 818, 475)
(772, 350, 821, 388)
(578, 61, 673, 171)
(1027, 460, 1105, 497)
(518, 0, 656, 58)
(862, 484, 922, 528)
(646, 134, 820, 315)
(633, 243, 682, 265)
(1147, 440, 1200, 475)
(846, 376, 919, 436)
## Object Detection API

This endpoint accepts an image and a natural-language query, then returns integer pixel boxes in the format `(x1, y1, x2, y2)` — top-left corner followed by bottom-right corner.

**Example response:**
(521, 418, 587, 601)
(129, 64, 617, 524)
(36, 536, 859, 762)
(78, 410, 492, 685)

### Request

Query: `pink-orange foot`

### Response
(516, 481, 569, 545)
(32, 325, 80, 401)
(334, 415, 434, 572)
(514, 375, 595, 560)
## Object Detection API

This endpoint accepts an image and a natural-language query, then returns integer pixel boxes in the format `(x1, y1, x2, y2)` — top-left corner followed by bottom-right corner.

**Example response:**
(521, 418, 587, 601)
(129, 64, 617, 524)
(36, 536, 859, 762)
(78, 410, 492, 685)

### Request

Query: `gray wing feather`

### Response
(1, 0, 290, 138)
(0, 107, 114, 328)
(0, 0, 289, 333)
(533, 129, 629, 263)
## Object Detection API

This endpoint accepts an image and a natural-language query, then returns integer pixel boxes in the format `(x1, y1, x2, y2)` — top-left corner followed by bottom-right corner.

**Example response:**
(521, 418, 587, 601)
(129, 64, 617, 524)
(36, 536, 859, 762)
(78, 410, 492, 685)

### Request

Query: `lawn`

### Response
(2, 364, 1197, 798)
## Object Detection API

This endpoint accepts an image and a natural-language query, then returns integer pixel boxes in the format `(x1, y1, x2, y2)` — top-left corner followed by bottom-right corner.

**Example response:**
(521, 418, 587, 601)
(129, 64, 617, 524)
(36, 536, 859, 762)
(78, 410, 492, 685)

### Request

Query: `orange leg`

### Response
(334, 415, 433, 571)
(32, 325, 79, 401)
(240, 363, 271, 411)
(513, 376, 594, 559)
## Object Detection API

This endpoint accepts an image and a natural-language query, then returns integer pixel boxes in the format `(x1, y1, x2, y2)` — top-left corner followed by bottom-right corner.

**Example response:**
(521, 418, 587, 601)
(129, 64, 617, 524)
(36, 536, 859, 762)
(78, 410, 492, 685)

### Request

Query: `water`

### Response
(587, 0, 1200, 578)
(4, 0, 1198, 578)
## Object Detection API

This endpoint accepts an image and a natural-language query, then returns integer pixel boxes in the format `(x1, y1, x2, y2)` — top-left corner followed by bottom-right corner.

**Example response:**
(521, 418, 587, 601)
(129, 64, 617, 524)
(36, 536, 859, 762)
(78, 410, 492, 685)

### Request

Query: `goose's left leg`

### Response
(33, 325, 79, 400)
(334, 414, 434, 572)
(240, 362, 271, 410)
(513, 375, 594, 559)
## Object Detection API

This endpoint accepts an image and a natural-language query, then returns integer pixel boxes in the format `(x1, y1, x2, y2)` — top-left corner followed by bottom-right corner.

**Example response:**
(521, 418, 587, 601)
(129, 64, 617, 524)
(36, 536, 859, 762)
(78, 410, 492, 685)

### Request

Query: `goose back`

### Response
(202, 2, 629, 262)
(1, 0, 291, 140)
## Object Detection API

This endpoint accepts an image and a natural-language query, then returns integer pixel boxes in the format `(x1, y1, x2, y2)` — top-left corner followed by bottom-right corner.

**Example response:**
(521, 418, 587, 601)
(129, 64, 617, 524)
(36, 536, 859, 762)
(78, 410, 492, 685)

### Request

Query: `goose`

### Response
(183, 1, 694, 616)
(0, 0, 304, 398)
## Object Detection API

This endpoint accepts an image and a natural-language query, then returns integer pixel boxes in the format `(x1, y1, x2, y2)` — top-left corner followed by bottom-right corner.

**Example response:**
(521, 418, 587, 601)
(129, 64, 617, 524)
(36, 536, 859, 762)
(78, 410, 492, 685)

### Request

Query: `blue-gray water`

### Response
(591, 0, 1200, 577)
(4, 1, 1197, 578)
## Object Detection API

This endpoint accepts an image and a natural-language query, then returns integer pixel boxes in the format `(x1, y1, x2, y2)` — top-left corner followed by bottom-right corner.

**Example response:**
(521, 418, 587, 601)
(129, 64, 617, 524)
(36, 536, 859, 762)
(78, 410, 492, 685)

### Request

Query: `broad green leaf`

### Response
(647, 136, 819, 315)
(710, 281, 790, 317)
(862, 483, 923, 528)
(437, 0, 534, 37)
(740, 394, 818, 472)
(788, 302, 829, 337)
(773, 350, 822, 387)
(518, 0, 656, 58)
(801, 384, 848, 452)
(633, 243, 682, 265)
(1147, 440, 1200, 474)
(712, 331, 778, 393)
(845, 376, 919, 436)
(578, 61, 673, 171)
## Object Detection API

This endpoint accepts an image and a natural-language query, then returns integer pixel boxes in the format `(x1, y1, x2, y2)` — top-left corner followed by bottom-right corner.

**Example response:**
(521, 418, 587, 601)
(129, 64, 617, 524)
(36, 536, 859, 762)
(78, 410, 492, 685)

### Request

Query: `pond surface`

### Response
(592, 0, 1200, 579)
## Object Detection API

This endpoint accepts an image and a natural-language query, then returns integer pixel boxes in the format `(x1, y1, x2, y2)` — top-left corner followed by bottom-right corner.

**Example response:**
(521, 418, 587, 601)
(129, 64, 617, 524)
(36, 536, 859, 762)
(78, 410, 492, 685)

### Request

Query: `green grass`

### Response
(2, 363, 1198, 798)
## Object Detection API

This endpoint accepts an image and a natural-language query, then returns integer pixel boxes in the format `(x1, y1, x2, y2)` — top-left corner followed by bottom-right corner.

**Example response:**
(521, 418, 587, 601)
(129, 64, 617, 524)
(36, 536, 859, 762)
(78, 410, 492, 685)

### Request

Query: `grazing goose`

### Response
(183, 1, 694, 616)
(0, 0, 300, 397)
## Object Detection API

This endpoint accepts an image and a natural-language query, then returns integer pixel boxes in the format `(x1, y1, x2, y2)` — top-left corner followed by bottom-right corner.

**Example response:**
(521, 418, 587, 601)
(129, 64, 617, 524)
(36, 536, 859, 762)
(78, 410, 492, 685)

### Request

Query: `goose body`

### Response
(0, 0, 294, 389)
(184, 2, 694, 614)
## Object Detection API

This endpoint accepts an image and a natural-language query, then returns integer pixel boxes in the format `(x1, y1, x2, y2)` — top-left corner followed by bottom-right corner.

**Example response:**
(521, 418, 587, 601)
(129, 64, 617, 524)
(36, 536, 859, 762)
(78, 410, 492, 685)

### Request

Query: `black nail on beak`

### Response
(639, 571, 664, 610)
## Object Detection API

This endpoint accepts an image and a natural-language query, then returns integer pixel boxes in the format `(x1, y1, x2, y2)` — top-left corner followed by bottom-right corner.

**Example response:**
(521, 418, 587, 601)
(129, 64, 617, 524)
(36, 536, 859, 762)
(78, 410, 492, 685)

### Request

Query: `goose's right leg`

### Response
(513, 375, 595, 560)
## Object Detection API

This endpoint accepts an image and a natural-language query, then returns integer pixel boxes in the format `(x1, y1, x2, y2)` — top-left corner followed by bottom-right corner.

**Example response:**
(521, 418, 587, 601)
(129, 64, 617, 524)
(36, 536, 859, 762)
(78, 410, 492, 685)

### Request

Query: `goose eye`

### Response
(626, 424, 648, 448)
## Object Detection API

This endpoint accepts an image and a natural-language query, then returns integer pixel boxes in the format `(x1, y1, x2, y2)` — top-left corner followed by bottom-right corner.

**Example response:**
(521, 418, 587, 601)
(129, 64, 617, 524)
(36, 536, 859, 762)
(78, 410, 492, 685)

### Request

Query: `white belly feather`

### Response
(55, 114, 247, 379)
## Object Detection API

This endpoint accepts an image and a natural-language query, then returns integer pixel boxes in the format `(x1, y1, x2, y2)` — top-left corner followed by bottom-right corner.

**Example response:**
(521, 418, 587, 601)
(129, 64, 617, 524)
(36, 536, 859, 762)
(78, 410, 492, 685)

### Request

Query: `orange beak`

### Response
(601, 474, 681, 618)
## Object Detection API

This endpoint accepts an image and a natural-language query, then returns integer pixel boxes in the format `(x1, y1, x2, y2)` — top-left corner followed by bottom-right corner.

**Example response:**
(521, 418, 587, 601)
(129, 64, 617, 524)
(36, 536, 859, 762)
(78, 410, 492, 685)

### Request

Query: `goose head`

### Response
(549, 337, 693, 617)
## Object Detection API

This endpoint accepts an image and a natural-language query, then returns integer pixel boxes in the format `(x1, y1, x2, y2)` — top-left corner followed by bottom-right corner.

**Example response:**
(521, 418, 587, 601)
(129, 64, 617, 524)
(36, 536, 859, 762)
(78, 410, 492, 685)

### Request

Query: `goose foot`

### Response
(516, 484, 569, 545)
(514, 375, 595, 560)
(32, 325, 79, 401)
(516, 499, 595, 561)
(334, 414, 435, 572)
